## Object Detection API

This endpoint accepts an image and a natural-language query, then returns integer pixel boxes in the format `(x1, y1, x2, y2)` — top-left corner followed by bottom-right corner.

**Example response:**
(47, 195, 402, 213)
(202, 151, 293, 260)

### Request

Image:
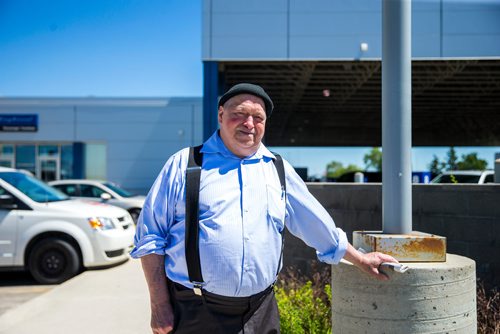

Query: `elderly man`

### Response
(131, 83, 397, 334)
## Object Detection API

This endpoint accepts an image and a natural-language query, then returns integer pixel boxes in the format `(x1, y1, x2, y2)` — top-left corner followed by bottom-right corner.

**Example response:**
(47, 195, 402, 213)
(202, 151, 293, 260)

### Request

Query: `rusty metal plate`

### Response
(353, 231, 446, 262)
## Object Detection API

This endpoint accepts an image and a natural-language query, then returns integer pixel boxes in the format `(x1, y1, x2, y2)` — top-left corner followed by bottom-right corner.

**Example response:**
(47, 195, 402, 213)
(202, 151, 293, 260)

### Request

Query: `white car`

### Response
(0, 167, 135, 284)
(431, 170, 495, 184)
(49, 179, 145, 223)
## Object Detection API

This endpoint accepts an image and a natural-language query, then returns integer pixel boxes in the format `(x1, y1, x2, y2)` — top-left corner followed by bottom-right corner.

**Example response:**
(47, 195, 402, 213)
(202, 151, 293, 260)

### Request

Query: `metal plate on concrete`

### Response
(353, 231, 446, 262)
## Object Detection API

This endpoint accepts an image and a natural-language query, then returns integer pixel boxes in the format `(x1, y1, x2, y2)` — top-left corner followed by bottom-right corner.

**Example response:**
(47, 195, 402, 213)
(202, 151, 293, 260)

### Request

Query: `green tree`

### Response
(326, 161, 362, 179)
(363, 147, 382, 171)
(446, 147, 458, 171)
(428, 155, 445, 175)
(457, 153, 488, 170)
(427, 149, 488, 173)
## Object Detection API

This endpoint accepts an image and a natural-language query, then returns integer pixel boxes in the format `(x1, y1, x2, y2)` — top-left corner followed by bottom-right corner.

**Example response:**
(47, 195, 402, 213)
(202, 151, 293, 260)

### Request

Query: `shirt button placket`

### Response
(241, 161, 250, 282)
(241, 161, 249, 214)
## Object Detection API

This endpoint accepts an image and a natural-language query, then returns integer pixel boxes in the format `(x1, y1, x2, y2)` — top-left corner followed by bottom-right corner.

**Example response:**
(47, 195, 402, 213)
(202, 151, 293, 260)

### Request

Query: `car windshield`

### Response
(432, 174, 481, 184)
(0, 172, 69, 202)
(103, 182, 135, 198)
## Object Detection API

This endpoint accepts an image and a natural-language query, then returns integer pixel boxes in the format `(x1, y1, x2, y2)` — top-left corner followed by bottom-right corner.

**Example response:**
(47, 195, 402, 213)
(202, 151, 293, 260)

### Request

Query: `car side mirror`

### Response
(0, 194, 18, 209)
(100, 193, 112, 201)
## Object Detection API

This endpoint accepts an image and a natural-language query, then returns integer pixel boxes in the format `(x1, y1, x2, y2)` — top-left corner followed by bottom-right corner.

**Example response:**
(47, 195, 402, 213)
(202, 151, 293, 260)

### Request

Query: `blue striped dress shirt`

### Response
(131, 131, 348, 297)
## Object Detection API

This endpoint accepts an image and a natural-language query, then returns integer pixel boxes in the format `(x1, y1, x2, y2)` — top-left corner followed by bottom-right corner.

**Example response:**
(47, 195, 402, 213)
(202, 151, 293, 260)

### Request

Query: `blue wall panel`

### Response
(211, 0, 287, 12)
(203, 61, 220, 140)
(210, 13, 288, 59)
(290, 0, 380, 12)
(412, 6, 441, 57)
(443, 0, 500, 57)
(203, 0, 500, 60)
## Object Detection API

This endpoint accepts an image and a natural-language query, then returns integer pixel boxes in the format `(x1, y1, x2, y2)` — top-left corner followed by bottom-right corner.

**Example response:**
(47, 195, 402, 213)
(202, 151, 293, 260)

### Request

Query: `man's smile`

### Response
(237, 129, 254, 136)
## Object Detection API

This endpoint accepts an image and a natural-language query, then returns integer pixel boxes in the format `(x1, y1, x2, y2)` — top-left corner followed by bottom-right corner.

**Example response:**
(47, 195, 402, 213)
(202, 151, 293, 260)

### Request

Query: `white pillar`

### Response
(382, 0, 412, 234)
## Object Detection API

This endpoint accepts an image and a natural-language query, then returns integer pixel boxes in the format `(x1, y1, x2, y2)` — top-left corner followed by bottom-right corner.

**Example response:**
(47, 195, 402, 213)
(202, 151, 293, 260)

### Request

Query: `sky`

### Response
(0, 0, 203, 97)
(0, 0, 498, 178)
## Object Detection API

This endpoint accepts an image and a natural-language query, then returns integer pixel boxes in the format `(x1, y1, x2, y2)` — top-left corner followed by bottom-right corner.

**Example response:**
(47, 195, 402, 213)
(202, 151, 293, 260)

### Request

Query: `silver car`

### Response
(49, 179, 145, 223)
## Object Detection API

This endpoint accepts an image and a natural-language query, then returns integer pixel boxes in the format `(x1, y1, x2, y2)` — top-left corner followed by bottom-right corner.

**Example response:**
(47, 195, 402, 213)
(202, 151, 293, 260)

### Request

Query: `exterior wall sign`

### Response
(0, 114, 38, 132)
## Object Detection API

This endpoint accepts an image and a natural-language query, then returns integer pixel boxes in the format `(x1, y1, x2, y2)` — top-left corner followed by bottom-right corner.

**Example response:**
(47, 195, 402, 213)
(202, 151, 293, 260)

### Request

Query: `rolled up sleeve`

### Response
(130, 151, 185, 259)
(130, 233, 167, 258)
(316, 228, 348, 264)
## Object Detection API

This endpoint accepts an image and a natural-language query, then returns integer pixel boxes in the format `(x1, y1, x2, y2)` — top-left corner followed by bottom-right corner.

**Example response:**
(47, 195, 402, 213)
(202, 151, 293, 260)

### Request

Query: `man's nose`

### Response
(242, 116, 254, 127)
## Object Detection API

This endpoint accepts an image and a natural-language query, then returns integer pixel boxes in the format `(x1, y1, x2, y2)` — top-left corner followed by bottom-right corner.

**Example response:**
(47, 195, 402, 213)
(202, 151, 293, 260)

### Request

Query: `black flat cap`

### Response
(218, 83, 274, 117)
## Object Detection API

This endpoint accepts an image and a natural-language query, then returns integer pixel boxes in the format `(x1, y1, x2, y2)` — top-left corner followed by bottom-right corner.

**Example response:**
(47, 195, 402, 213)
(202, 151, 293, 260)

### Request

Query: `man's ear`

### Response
(218, 106, 224, 124)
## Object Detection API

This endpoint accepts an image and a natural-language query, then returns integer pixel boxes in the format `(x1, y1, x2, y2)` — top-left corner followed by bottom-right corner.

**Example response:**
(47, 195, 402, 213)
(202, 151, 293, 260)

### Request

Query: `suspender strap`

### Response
(272, 153, 286, 194)
(185, 145, 204, 294)
(271, 153, 286, 278)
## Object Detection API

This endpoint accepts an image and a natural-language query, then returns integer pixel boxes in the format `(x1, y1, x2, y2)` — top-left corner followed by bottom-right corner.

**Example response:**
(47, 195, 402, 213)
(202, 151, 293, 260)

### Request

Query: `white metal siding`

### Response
(0, 98, 203, 194)
(203, 0, 500, 60)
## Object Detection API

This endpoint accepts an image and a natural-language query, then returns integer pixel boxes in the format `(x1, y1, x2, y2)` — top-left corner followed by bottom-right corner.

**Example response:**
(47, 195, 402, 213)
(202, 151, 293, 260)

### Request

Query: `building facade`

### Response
(0, 97, 202, 194)
(202, 0, 500, 147)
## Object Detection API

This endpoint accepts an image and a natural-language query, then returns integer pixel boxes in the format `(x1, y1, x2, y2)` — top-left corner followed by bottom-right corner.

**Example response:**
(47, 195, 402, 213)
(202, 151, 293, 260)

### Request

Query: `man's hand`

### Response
(141, 254, 175, 333)
(356, 251, 399, 281)
(343, 244, 399, 281)
(151, 300, 174, 334)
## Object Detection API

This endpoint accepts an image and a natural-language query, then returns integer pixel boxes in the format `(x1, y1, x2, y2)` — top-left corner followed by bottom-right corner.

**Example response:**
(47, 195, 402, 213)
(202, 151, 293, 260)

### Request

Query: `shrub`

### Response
(275, 264, 332, 334)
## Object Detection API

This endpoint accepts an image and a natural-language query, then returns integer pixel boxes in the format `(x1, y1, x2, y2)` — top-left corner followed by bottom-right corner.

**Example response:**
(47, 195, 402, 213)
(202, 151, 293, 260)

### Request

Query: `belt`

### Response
(169, 279, 274, 308)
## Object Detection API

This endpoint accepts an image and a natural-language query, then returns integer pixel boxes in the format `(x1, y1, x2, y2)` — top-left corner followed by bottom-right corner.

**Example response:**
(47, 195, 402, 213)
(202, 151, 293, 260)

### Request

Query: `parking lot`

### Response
(0, 259, 150, 334)
(0, 271, 54, 317)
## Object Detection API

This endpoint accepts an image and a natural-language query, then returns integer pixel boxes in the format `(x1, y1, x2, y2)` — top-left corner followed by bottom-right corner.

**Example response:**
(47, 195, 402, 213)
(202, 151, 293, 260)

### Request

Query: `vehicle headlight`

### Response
(88, 217, 116, 230)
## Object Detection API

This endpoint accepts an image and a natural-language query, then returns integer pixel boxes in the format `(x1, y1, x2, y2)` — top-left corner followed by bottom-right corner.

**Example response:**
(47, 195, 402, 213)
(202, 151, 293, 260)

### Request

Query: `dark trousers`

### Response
(167, 280, 280, 334)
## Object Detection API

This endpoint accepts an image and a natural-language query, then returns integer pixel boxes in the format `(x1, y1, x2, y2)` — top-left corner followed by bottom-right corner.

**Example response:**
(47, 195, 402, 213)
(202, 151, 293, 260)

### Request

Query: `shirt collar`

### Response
(201, 131, 276, 160)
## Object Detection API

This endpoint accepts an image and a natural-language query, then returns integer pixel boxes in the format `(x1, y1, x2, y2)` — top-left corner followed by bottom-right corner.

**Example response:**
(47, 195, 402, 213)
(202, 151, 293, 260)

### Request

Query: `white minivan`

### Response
(0, 167, 135, 284)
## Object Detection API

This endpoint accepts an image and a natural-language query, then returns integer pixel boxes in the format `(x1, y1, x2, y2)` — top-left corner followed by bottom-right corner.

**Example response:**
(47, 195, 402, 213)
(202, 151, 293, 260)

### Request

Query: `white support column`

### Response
(382, 0, 412, 234)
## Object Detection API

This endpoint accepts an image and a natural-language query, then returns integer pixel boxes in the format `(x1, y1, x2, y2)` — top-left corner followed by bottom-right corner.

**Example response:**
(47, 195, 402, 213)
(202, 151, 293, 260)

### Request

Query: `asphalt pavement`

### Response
(0, 271, 54, 317)
(0, 258, 151, 334)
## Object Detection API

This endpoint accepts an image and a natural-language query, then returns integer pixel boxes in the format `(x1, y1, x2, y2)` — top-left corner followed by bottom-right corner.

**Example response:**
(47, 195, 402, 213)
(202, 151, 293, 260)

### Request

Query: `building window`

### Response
(15, 145, 36, 175)
(61, 145, 74, 179)
(79, 184, 105, 198)
(0, 144, 14, 167)
(0, 142, 97, 181)
(85, 143, 106, 180)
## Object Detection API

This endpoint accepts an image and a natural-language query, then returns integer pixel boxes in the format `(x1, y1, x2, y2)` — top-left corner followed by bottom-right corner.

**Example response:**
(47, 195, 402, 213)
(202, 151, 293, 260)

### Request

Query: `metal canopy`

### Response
(220, 59, 500, 147)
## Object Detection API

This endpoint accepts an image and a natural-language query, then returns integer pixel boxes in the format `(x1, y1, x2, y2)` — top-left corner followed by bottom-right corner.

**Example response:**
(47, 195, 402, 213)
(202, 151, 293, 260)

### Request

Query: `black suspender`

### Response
(270, 151, 286, 279)
(185, 145, 204, 295)
(185, 146, 286, 295)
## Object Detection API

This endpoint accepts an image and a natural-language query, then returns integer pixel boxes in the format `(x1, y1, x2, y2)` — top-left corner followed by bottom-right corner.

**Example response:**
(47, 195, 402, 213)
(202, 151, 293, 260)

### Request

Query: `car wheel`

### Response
(28, 238, 81, 284)
(129, 208, 141, 224)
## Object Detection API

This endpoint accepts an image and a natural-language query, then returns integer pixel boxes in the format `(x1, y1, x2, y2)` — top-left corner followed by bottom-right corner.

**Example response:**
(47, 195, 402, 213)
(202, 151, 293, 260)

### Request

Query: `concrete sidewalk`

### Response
(0, 258, 151, 334)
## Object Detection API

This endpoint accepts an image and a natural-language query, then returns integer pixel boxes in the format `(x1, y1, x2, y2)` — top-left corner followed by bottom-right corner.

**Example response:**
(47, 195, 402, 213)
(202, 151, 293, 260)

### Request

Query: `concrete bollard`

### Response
(331, 254, 476, 333)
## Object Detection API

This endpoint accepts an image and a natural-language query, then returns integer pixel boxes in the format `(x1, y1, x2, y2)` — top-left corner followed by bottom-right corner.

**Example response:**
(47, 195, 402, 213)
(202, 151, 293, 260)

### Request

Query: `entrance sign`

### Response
(0, 114, 38, 132)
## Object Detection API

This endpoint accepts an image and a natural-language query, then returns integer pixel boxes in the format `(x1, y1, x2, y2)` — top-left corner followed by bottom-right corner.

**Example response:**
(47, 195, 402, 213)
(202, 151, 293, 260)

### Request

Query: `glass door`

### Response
(38, 158, 59, 181)
(37, 145, 60, 182)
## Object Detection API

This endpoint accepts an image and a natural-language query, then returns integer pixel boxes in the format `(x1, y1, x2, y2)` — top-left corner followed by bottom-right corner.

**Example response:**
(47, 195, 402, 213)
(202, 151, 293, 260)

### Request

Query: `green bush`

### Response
(275, 265, 332, 334)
